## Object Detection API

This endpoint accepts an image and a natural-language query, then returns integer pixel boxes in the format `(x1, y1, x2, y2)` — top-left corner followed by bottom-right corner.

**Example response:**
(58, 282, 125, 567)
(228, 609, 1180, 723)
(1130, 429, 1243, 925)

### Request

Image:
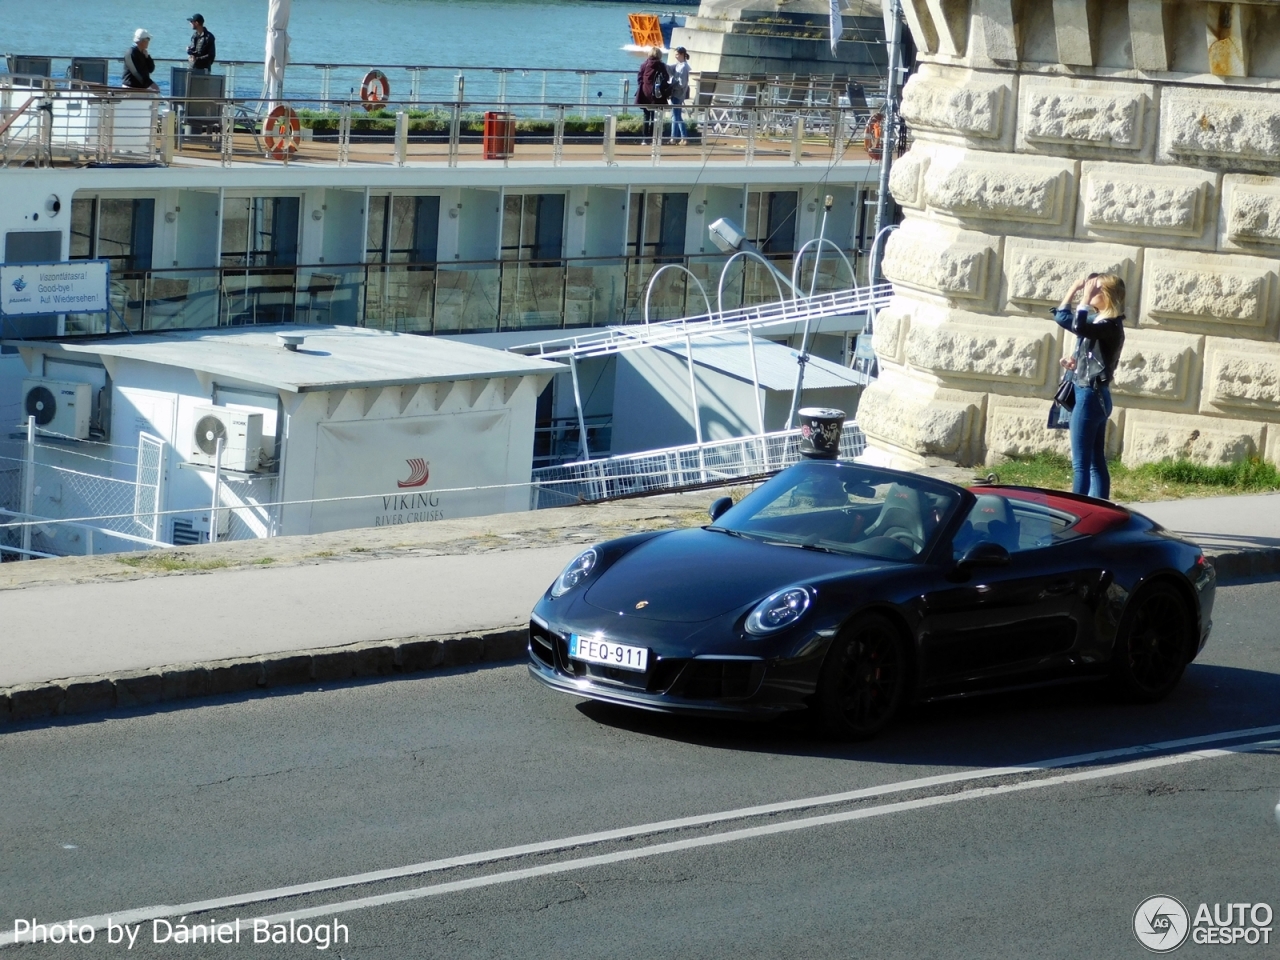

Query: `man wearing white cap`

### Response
(122, 29, 159, 91)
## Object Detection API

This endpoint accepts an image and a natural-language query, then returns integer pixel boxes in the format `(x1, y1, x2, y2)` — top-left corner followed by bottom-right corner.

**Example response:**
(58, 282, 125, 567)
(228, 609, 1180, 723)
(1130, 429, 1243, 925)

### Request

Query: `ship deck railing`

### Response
(2, 55, 885, 117)
(32, 251, 875, 341)
(0, 79, 885, 169)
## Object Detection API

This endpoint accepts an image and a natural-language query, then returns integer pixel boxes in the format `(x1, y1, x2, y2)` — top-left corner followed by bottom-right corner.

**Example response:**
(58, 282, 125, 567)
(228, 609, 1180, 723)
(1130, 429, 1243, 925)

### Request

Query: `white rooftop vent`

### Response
(278, 332, 305, 351)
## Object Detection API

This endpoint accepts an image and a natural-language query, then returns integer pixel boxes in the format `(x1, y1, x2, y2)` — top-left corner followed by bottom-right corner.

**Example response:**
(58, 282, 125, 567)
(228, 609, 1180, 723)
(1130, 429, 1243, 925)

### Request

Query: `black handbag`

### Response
(1047, 374, 1074, 430)
(1054, 373, 1076, 409)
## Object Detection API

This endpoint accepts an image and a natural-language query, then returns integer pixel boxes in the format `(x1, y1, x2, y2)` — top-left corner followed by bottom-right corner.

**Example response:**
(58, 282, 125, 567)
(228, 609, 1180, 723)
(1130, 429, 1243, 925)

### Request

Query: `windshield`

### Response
(711, 461, 962, 562)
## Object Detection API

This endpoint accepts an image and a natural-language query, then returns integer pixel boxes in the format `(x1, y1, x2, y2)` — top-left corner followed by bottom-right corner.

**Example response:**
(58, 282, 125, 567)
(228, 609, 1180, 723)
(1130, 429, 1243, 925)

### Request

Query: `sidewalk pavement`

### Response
(1127, 492, 1280, 559)
(3, 490, 1279, 724)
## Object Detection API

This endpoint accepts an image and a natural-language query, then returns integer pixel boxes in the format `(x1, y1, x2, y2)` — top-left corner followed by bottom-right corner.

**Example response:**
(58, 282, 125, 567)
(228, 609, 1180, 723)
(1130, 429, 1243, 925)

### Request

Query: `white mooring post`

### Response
(210, 436, 223, 545)
(21, 415, 35, 560)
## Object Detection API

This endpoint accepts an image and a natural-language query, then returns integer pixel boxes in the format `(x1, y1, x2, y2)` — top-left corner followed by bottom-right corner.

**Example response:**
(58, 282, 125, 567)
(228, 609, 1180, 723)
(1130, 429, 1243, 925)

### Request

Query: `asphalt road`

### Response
(3, 582, 1279, 959)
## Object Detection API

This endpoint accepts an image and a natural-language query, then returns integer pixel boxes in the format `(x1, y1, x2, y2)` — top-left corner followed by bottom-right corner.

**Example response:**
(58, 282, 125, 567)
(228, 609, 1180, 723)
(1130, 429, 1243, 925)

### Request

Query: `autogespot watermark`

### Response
(10, 917, 349, 950)
(1133, 896, 1274, 952)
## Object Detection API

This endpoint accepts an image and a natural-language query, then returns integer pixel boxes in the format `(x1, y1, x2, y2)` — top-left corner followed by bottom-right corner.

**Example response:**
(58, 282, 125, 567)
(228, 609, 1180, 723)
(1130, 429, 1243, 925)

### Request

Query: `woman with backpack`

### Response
(635, 46, 670, 145)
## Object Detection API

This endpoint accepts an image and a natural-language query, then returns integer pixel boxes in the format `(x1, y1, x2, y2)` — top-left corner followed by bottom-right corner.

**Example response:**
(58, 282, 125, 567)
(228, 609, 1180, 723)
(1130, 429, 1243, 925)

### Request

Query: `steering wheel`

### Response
(881, 527, 924, 551)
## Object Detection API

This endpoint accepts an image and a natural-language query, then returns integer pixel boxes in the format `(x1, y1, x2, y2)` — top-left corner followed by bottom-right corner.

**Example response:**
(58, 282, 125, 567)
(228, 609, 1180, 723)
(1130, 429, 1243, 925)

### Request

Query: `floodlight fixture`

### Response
(707, 217, 747, 254)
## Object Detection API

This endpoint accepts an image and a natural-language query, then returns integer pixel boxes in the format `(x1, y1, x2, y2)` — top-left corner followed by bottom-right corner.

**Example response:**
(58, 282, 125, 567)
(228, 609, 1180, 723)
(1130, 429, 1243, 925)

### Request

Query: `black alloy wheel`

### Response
(816, 613, 909, 740)
(1113, 582, 1193, 702)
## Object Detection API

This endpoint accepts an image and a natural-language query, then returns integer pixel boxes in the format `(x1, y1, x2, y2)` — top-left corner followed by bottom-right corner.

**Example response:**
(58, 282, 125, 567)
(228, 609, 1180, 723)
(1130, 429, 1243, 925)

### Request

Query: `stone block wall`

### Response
(862, 0, 1280, 468)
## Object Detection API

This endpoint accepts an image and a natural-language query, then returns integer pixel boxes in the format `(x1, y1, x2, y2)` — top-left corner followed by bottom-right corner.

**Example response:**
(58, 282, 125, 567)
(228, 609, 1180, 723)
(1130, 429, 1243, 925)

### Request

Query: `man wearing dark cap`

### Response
(187, 14, 216, 74)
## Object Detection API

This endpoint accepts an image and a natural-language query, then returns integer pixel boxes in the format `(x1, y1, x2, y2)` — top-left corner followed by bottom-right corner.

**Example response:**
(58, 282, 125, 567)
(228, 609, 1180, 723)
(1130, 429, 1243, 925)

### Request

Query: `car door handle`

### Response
(1044, 579, 1075, 596)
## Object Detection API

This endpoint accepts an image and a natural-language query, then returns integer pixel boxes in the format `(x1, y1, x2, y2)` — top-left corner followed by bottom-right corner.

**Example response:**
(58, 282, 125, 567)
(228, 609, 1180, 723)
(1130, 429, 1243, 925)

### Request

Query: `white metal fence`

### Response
(0, 420, 867, 560)
(530, 421, 867, 508)
(0, 430, 168, 559)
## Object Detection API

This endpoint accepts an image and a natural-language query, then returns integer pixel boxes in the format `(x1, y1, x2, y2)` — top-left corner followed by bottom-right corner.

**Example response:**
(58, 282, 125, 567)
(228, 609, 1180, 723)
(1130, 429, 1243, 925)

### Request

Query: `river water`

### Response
(13, 0, 696, 98)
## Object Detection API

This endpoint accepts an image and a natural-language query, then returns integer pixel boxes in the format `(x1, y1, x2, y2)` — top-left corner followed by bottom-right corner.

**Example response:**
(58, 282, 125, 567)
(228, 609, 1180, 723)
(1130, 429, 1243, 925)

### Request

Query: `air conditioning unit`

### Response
(21, 378, 92, 439)
(171, 511, 230, 545)
(190, 406, 264, 472)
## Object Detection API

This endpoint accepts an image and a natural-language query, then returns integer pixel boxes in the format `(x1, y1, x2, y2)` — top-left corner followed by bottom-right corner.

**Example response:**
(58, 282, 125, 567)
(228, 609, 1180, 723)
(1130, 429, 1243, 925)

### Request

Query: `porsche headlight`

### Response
(551, 548, 598, 598)
(745, 586, 812, 636)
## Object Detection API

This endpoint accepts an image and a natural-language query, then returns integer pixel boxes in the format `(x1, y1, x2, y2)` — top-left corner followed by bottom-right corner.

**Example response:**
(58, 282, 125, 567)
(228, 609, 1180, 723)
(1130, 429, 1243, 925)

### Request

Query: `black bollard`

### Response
(797, 407, 845, 460)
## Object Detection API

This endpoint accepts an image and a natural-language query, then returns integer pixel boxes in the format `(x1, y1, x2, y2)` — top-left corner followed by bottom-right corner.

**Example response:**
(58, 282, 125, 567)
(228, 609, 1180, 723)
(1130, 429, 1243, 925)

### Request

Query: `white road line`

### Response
(4, 724, 1278, 948)
(244, 738, 1278, 926)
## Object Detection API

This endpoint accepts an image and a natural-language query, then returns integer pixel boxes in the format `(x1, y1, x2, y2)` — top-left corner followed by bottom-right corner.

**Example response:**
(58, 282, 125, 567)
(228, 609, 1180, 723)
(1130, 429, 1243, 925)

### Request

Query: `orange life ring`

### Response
(864, 112, 885, 161)
(262, 104, 300, 160)
(360, 69, 390, 112)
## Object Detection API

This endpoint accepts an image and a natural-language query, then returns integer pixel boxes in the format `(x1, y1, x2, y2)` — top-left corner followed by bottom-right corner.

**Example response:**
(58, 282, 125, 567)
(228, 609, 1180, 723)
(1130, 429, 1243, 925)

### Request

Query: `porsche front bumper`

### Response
(526, 619, 819, 717)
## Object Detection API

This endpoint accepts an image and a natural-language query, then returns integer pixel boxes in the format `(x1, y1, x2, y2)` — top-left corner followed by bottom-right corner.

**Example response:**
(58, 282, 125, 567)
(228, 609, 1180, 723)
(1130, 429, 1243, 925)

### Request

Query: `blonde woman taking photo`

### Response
(1052, 273, 1126, 499)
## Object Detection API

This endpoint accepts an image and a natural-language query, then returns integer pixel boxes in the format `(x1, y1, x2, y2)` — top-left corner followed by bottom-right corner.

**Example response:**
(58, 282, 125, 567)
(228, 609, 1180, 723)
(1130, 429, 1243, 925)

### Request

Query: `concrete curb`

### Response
(1207, 548, 1280, 584)
(0, 627, 527, 727)
(2, 547, 1274, 728)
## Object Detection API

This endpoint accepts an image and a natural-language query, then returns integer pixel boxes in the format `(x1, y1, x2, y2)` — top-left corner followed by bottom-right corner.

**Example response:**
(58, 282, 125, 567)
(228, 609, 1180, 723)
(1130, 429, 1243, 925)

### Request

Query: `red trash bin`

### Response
(483, 111, 516, 160)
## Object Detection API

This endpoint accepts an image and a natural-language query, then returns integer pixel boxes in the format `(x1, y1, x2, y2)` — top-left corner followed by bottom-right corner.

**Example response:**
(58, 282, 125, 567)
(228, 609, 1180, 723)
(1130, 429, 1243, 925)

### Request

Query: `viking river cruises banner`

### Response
(309, 410, 514, 533)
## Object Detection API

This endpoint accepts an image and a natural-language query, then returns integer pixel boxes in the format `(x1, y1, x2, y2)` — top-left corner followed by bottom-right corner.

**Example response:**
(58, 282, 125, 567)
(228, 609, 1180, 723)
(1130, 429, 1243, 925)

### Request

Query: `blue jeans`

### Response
(1070, 384, 1112, 499)
(671, 99, 686, 139)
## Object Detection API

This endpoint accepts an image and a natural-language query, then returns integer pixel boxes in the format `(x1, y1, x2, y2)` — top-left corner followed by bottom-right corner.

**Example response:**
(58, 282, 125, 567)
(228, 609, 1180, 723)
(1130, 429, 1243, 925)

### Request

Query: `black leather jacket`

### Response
(188, 29, 216, 70)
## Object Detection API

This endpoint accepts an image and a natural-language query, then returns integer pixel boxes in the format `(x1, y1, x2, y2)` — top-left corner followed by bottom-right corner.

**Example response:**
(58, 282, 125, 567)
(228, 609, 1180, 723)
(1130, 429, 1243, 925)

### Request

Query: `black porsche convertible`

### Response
(528, 459, 1216, 739)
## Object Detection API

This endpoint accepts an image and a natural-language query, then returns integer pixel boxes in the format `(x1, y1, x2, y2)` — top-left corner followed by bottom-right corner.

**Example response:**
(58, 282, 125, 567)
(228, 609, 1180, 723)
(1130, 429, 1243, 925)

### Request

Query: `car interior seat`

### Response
(864, 483, 925, 546)
(970, 494, 1020, 553)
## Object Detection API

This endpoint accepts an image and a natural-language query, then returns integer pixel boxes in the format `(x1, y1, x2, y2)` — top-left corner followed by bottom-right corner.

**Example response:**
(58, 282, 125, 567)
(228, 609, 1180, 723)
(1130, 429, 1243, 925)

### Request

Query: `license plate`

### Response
(568, 633, 649, 673)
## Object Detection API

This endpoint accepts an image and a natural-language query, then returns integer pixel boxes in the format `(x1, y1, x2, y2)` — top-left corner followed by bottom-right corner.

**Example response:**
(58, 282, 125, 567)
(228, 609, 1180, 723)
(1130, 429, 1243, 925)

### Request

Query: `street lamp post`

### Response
(871, 0, 904, 286)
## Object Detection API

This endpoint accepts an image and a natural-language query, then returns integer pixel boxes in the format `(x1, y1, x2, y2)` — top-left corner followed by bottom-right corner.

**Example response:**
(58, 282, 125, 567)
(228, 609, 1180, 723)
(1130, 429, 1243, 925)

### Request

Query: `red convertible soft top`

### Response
(968, 485, 1131, 535)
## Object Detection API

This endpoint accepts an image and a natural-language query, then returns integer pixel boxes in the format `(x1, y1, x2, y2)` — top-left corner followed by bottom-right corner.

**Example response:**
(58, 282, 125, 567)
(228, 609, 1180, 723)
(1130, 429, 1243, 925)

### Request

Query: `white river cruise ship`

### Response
(0, 53, 891, 557)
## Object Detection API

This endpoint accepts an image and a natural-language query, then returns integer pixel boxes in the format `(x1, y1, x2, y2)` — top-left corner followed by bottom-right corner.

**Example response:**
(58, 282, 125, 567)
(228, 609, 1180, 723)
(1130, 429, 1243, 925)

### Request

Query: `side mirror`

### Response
(709, 496, 733, 522)
(958, 541, 1011, 570)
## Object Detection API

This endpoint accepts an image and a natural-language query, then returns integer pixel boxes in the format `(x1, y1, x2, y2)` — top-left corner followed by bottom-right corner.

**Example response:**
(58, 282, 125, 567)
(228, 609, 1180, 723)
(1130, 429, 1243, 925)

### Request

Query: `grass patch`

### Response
(991, 453, 1280, 502)
(253, 557, 276, 565)
(117, 554, 230, 572)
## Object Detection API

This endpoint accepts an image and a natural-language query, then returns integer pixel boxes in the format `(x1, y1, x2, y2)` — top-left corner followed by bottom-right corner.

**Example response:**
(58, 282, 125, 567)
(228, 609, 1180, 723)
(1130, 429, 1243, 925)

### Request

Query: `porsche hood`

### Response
(582, 527, 883, 623)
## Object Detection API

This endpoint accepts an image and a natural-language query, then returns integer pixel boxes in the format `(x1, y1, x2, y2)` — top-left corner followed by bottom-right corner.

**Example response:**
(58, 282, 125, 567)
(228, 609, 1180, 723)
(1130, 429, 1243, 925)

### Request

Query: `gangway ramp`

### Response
(512, 283, 893, 361)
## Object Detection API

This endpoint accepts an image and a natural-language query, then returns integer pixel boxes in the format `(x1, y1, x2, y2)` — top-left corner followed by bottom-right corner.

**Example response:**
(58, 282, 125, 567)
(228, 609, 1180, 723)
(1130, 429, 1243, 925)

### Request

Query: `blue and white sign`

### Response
(1, 261, 109, 316)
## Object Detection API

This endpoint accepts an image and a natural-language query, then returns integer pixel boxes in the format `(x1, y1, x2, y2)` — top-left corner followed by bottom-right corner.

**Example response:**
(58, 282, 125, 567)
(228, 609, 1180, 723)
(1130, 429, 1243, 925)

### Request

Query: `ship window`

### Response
(70, 198, 96, 260)
(68, 198, 154, 271)
(4, 230, 62, 264)
(221, 196, 300, 267)
(97, 198, 155, 271)
(626, 192, 688, 261)
(367, 195, 440, 264)
(501, 193, 565, 263)
(745, 190, 797, 255)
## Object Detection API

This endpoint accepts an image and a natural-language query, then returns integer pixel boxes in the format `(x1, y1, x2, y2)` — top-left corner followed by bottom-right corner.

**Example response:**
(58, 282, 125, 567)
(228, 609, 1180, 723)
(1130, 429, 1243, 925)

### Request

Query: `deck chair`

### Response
(69, 58, 109, 86)
(7, 55, 51, 87)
